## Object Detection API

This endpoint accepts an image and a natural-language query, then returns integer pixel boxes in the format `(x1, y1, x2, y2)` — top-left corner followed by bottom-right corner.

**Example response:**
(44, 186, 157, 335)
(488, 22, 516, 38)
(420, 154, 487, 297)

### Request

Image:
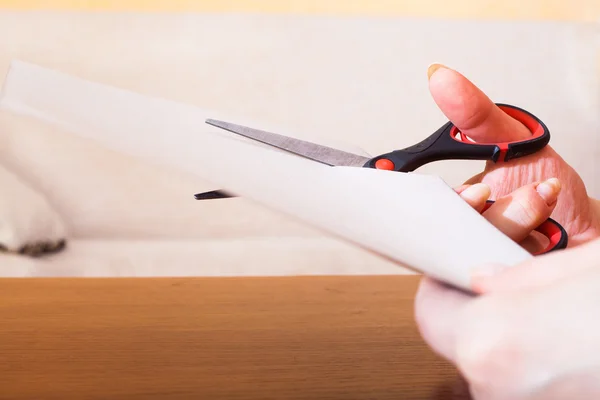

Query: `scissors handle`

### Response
(482, 200, 568, 254)
(364, 104, 550, 172)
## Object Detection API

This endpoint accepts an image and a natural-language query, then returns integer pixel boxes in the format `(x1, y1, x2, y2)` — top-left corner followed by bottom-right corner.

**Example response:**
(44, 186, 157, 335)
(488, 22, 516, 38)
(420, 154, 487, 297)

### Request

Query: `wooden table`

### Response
(0, 275, 466, 399)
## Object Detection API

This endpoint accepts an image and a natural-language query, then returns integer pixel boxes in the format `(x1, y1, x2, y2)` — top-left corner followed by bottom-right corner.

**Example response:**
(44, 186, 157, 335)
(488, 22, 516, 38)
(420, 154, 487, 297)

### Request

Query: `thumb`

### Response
(471, 238, 600, 294)
(428, 64, 531, 143)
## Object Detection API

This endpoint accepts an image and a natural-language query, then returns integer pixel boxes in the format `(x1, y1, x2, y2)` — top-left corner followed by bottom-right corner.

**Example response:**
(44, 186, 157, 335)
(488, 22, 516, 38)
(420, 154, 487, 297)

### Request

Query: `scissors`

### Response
(195, 103, 568, 255)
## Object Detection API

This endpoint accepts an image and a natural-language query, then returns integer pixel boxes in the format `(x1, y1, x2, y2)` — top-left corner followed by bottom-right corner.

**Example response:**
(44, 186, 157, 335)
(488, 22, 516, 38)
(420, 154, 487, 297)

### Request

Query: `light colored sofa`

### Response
(0, 12, 598, 277)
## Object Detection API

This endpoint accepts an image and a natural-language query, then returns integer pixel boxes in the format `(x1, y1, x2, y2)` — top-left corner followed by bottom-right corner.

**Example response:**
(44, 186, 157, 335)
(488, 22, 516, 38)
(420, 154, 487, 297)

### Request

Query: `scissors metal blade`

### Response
(206, 119, 370, 167)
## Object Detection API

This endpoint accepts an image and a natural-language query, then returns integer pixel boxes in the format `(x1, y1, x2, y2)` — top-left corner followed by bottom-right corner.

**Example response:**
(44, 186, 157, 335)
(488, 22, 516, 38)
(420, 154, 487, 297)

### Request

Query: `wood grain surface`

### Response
(0, 275, 468, 399)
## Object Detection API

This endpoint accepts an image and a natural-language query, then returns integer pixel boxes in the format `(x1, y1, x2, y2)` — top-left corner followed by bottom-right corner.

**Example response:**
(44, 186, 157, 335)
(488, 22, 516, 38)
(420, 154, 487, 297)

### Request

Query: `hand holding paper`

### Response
(416, 64, 600, 400)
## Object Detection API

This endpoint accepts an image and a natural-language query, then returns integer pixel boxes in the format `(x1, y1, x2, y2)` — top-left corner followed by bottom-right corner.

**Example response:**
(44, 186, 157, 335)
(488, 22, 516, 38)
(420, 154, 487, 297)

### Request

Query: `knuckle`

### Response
(513, 198, 538, 226)
(509, 189, 546, 227)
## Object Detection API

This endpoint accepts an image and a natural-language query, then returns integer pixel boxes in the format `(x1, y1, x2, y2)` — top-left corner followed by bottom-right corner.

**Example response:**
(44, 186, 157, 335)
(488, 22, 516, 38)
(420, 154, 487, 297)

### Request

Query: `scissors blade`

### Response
(206, 119, 370, 167)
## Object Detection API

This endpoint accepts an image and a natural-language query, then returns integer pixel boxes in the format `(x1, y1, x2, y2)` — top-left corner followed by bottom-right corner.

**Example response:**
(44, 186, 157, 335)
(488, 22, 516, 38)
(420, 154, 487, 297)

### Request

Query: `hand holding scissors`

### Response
(195, 103, 567, 255)
(414, 64, 600, 400)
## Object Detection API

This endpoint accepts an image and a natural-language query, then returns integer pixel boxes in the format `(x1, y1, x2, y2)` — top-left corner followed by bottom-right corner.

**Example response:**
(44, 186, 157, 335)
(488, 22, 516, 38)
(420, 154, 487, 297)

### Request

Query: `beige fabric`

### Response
(0, 12, 597, 277)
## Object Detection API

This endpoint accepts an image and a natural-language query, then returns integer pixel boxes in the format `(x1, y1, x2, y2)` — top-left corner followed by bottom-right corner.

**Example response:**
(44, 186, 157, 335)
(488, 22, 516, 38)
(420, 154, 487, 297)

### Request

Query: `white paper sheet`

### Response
(0, 61, 534, 291)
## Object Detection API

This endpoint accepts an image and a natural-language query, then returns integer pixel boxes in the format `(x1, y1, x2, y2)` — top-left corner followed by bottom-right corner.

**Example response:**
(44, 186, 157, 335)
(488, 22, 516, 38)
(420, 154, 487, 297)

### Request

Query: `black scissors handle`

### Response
(364, 104, 550, 172)
(482, 200, 568, 255)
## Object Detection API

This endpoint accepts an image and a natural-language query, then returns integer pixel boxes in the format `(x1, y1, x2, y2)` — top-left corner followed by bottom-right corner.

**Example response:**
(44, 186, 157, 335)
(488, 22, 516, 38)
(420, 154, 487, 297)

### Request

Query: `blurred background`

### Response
(0, 1, 598, 277)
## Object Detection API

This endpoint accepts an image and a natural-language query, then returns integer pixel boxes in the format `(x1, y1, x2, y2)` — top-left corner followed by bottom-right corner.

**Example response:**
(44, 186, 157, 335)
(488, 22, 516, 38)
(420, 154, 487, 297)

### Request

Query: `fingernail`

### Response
(427, 63, 447, 80)
(536, 178, 561, 206)
(460, 183, 491, 203)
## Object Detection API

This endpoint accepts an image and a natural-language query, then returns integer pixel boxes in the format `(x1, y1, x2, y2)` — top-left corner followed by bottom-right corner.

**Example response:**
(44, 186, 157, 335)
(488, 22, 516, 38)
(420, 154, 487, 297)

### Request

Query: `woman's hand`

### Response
(416, 237, 600, 400)
(428, 183, 600, 399)
(415, 65, 600, 399)
(454, 179, 561, 254)
(428, 64, 600, 247)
